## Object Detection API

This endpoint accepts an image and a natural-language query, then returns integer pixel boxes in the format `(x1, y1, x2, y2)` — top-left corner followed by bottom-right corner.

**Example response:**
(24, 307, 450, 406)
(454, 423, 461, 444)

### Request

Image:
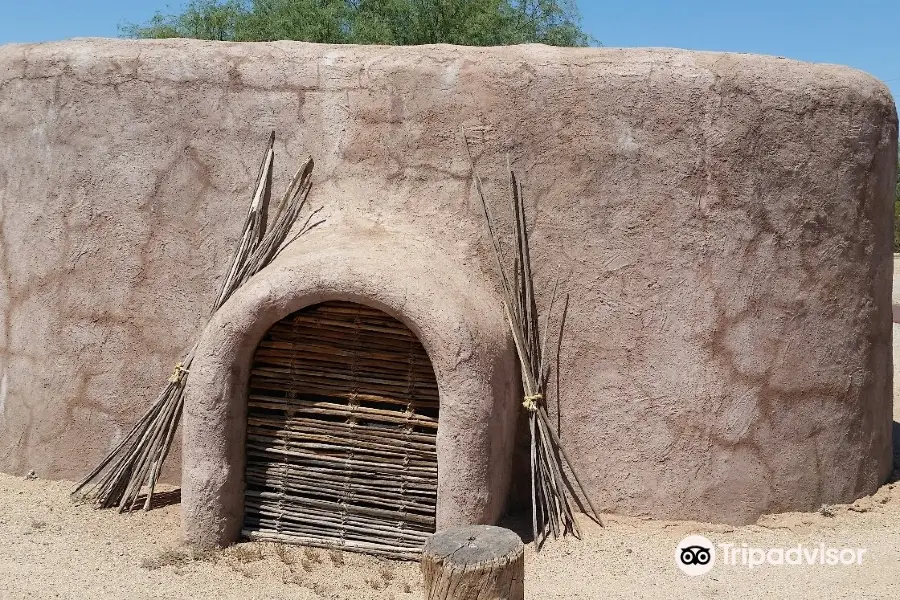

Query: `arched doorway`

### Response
(242, 300, 439, 559)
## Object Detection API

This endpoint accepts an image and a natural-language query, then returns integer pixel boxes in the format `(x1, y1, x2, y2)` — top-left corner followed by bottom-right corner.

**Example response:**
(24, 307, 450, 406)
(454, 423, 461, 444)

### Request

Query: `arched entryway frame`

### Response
(181, 230, 518, 547)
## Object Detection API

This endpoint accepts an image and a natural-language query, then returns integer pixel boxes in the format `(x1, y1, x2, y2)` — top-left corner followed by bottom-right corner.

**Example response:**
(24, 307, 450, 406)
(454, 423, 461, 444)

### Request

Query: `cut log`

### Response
(421, 525, 524, 600)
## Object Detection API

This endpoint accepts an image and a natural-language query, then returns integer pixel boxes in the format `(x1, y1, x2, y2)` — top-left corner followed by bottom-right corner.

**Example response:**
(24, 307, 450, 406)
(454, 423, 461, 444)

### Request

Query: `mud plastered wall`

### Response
(0, 39, 895, 524)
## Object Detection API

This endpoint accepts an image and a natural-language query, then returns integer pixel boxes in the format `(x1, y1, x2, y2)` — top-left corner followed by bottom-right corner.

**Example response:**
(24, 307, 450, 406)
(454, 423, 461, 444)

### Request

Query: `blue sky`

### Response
(0, 0, 897, 102)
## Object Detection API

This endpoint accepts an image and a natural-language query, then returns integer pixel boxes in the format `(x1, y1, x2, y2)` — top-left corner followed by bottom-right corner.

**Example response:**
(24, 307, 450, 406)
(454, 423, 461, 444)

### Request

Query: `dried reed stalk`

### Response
(466, 142, 603, 549)
(73, 132, 320, 511)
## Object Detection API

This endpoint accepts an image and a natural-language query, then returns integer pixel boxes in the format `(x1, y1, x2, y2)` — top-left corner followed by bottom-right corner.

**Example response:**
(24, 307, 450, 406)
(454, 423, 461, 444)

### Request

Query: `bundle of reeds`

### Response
(467, 147, 604, 548)
(73, 133, 321, 512)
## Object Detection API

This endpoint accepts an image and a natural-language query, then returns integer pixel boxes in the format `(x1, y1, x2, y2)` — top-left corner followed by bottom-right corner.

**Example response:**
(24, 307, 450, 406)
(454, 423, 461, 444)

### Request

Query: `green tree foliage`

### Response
(121, 1, 246, 40)
(120, 0, 592, 46)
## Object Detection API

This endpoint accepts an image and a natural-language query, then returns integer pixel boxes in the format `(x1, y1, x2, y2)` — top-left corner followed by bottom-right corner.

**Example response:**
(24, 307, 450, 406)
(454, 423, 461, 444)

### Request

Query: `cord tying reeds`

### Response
(466, 139, 603, 549)
(73, 132, 322, 512)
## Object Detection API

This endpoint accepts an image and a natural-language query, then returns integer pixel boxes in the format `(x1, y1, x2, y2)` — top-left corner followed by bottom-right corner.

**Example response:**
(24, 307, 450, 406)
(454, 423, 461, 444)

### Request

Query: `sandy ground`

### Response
(1, 473, 899, 600)
(2, 263, 899, 599)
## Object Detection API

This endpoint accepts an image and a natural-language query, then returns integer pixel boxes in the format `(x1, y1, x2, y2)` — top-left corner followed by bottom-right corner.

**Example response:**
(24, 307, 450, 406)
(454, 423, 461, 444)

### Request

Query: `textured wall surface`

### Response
(0, 39, 896, 525)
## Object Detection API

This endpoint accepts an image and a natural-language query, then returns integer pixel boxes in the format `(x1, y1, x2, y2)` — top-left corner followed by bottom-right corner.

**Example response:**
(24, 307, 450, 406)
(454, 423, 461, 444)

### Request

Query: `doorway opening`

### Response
(242, 300, 439, 559)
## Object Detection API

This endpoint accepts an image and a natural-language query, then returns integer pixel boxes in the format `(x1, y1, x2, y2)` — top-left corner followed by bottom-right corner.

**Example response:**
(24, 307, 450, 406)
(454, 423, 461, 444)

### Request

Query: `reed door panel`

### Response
(242, 301, 439, 559)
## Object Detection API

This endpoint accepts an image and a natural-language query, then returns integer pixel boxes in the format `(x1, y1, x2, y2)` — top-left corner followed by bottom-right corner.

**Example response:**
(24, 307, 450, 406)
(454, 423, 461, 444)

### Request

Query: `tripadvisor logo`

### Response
(676, 535, 716, 576)
(675, 535, 868, 576)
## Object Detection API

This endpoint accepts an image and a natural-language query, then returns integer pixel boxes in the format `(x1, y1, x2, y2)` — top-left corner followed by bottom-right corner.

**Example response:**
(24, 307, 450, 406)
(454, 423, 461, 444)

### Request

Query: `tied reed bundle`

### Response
(74, 133, 322, 512)
(467, 145, 603, 549)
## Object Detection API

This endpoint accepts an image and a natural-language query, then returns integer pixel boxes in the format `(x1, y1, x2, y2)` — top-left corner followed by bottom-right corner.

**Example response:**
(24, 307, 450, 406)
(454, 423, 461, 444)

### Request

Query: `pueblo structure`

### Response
(0, 39, 896, 547)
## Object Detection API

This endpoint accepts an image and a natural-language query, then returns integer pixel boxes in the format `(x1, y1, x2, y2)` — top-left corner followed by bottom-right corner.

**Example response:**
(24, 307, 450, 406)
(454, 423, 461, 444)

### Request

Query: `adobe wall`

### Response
(0, 38, 896, 525)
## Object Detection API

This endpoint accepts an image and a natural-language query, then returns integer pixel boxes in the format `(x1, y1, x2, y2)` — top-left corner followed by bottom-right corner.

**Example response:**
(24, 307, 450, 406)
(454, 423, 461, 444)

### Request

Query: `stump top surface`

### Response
(423, 525, 523, 564)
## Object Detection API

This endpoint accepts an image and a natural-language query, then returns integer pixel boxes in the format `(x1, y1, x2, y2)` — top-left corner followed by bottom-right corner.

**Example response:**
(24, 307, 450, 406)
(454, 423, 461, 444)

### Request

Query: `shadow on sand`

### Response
(892, 421, 900, 483)
(125, 488, 182, 511)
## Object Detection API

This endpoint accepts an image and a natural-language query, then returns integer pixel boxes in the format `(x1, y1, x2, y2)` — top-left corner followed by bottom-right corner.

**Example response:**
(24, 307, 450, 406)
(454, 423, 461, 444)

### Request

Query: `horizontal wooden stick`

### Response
(244, 503, 434, 538)
(244, 490, 435, 526)
(246, 425, 437, 459)
(276, 314, 416, 337)
(245, 501, 433, 533)
(247, 414, 438, 446)
(244, 433, 436, 468)
(246, 442, 437, 475)
(245, 462, 437, 493)
(244, 474, 436, 511)
(251, 369, 437, 396)
(248, 396, 439, 428)
(242, 529, 422, 560)
(265, 323, 417, 349)
(252, 346, 437, 378)
(248, 383, 438, 409)
(243, 515, 431, 549)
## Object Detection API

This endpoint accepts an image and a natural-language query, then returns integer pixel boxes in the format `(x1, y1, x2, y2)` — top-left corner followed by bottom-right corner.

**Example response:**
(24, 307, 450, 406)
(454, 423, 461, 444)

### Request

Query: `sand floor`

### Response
(1, 264, 899, 599)
(1, 471, 899, 599)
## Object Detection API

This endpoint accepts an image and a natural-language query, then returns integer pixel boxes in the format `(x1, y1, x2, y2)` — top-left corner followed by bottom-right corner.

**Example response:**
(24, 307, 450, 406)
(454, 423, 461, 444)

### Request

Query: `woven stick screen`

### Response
(242, 301, 439, 560)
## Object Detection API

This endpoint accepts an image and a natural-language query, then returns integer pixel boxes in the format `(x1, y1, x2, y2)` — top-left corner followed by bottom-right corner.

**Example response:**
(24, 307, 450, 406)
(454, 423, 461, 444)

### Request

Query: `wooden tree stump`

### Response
(421, 525, 524, 600)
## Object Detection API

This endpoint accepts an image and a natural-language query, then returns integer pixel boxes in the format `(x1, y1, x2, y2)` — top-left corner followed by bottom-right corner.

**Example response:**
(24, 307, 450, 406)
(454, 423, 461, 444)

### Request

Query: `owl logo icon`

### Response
(676, 535, 716, 576)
